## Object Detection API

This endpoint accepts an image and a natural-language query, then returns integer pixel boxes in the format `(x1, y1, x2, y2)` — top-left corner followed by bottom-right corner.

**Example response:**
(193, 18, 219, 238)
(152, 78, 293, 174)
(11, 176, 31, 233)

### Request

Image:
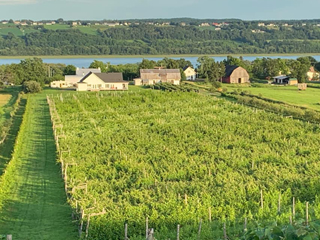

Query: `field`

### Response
(0, 93, 78, 239)
(226, 84, 320, 111)
(48, 90, 320, 239)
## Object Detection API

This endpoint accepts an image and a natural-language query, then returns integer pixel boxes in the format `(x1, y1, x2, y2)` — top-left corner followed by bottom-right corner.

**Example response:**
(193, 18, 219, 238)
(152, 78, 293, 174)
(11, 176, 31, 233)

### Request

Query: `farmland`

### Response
(48, 90, 320, 239)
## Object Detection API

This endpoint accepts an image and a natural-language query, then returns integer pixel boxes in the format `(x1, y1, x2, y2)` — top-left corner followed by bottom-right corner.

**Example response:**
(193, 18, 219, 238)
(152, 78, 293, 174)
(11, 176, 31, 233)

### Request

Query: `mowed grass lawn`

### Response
(0, 94, 77, 240)
(228, 85, 320, 111)
(0, 94, 11, 107)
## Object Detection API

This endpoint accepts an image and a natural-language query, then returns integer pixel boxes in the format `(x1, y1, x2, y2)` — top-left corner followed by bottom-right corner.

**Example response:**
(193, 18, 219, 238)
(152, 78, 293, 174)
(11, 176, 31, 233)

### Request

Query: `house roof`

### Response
(273, 75, 289, 80)
(183, 66, 191, 71)
(79, 72, 126, 83)
(76, 67, 101, 76)
(225, 65, 239, 77)
(140, 69, 181, 80)
(140, 69, 180, 74)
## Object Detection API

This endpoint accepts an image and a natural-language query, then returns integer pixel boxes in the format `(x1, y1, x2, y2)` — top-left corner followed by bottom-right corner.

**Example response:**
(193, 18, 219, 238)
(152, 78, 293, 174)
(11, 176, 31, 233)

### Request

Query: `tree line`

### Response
(2, 24, 320, 55)
(0, 55, 318, 86)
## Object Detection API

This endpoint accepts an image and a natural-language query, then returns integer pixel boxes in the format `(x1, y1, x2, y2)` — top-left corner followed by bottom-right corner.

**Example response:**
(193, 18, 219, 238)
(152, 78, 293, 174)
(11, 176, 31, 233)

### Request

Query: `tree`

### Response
(89, 60, 107, 72)
(23, 81, 42, 93)
(18, 58, 47, 85)
(139, 59, 156, 69)
(63, 65, 76, 75)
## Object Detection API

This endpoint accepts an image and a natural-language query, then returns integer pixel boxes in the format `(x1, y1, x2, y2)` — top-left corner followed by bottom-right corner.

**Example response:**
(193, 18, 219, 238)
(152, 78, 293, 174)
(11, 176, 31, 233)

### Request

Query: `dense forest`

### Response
(2, 20, 320, 55)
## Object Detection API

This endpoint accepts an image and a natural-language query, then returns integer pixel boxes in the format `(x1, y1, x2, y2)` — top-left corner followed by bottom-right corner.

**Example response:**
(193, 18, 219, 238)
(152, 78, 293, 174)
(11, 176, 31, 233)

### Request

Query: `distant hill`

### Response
(1, 18, 320, 56)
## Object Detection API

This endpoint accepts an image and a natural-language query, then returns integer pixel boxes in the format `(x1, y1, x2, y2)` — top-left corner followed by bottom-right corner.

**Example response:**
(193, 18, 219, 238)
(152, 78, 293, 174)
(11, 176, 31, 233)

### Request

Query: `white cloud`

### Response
(0, 0, 37, 5)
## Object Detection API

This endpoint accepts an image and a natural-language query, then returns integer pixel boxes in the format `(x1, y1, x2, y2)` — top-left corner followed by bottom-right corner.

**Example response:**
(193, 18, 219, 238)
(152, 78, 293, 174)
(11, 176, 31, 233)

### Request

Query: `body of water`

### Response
(0, 55, 320, 67)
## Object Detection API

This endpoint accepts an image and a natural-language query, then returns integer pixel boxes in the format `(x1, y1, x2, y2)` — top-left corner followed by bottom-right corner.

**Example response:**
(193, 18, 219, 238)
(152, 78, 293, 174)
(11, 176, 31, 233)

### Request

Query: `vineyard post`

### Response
(260, 190, 264, 209)
(177, 224, 180, 240)
(124, 223, 128, 240)
(198, 219, 202, 240)
(6, 235, 12, 240)
(184, 194, 188, 205)
(306, 202, 309, 226)
(292, 197, 295, 219)
(79, 209, 84, 237)
(146, 217, 148, 239)
(244, 217, 247, 232)
(208, 207, 212, 222)
(278, 193, 281, 214)
(223, 222, 227, 240)
(85, 214, 91, 239)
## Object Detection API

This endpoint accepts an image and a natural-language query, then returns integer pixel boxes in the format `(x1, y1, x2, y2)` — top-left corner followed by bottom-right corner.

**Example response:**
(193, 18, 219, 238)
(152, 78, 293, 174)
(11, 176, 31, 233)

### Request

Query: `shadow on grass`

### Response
(0, 98, 26, 176)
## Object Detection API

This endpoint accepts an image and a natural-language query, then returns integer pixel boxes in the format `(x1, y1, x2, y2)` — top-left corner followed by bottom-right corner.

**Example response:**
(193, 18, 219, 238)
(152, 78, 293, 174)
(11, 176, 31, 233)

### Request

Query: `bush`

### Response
(23, 81, 42, 93)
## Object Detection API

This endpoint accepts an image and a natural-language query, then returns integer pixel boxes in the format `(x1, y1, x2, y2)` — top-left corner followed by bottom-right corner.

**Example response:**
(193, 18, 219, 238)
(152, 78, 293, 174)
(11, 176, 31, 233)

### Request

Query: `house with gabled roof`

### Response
(134, 69, 181, 85)
(183, 66, 196, 80)
(76, 72, 128, 91)
(222, 65, 250, 84)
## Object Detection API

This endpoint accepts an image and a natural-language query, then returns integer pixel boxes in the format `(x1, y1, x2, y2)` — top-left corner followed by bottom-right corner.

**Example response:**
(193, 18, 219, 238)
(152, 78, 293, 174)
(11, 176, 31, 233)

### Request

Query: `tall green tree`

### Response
(18, 58, 47, 85)
(89, 60, 107, 72)
(63, 65, 76, 75)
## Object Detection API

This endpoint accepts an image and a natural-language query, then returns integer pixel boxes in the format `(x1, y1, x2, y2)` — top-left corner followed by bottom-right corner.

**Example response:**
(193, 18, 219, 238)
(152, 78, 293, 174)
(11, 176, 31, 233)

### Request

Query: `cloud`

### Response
(0, 0, 37, 5)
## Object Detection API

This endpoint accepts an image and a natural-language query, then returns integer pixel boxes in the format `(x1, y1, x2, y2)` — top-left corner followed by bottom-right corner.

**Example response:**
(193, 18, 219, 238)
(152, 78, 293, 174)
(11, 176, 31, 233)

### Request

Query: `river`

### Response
(0, 55, 320, 67)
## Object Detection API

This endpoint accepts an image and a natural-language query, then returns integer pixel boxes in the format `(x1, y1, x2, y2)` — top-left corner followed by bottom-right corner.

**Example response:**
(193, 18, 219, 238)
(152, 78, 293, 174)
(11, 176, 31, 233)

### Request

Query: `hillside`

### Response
(2, 19, 320, 55)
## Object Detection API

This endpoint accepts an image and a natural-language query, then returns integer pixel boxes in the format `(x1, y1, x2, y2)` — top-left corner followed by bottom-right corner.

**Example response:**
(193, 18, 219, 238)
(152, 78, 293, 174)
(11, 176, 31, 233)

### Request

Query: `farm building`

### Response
(51, 67, 101, 88)
(134, 69, 181, 85)
(76, 72, 128, 91)
(273, 76, 298, 85)
(222, 66, 250, 84)
(183, 66, 197, 80)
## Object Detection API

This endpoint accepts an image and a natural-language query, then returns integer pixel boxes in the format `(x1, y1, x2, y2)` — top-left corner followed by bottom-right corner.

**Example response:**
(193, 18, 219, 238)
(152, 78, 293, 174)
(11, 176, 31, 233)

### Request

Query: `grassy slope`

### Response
(227, 85, 320, 111)
(0, 94, 77, 240)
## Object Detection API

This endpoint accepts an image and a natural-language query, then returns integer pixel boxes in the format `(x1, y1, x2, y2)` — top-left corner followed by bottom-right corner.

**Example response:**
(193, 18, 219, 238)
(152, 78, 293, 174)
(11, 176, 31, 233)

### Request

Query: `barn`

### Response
(222, 66, 250, 84)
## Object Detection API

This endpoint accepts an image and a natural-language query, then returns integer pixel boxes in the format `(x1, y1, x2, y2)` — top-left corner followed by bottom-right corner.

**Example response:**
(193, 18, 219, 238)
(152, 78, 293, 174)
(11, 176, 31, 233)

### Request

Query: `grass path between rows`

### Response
(0, 94, 77, 240)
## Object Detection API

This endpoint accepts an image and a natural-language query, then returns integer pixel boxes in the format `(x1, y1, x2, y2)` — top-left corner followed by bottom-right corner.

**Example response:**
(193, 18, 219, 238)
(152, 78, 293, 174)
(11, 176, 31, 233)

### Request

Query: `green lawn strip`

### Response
(0, 94, 77, 240)
(232, 85, 320, 111)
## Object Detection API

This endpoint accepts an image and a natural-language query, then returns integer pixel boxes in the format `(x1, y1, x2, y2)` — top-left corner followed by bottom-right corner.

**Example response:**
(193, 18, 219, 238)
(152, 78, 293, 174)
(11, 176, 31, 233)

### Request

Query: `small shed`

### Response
(273, 76, 298, 85)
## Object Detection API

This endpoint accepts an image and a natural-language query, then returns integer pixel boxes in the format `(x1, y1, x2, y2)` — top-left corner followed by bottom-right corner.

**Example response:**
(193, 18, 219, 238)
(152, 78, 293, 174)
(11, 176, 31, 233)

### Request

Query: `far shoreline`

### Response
(0, 53, 320, 59)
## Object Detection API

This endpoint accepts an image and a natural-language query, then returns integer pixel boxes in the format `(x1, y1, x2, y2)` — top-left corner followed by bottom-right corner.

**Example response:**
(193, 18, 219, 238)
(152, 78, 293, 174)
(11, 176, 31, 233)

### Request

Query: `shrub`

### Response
(23, 81, 42, 93)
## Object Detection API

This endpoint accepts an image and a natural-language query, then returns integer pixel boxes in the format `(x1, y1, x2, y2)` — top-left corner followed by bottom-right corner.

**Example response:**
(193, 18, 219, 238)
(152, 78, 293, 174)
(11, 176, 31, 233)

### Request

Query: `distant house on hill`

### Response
(183, 66, 196, 80)
(222, 66, 250, 84)
(134, 69, 181, 85)
(77, 72, 128, 91)
(273, 75, 298, 85)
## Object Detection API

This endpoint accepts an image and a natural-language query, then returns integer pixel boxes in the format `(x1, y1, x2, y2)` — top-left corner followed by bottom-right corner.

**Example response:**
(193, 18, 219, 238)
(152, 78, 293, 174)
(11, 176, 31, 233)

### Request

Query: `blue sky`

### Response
(0, 0, 318, 21)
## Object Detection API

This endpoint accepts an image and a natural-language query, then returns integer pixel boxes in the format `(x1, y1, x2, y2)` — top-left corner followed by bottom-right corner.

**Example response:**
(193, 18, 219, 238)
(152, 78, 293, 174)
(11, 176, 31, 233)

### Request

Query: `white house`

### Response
(77, 72, 128, 91)
(51, 67, 102, 89)
(183, 66, 196, 80)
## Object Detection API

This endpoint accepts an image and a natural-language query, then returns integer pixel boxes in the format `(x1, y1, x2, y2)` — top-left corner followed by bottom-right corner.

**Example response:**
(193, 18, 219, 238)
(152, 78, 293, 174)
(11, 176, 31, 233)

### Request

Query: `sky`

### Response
(0, 0, 319, 21)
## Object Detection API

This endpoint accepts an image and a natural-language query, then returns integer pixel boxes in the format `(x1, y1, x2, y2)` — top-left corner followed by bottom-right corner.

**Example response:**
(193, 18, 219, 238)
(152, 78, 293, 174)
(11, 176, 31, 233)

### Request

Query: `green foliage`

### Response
(22, 81, 42, 93)
(63, 64, 76, 75)
(89, 60, 107, 72)
(48, 90, 320, 239)
(242, 220, 320, 240)
(3, 22, 320, 55)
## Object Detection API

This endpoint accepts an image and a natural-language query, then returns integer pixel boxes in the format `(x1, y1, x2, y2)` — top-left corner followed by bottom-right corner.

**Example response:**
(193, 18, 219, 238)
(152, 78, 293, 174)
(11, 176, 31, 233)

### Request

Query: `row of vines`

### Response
(48, 90, 320, 239)
(0, 92, 22, 145)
